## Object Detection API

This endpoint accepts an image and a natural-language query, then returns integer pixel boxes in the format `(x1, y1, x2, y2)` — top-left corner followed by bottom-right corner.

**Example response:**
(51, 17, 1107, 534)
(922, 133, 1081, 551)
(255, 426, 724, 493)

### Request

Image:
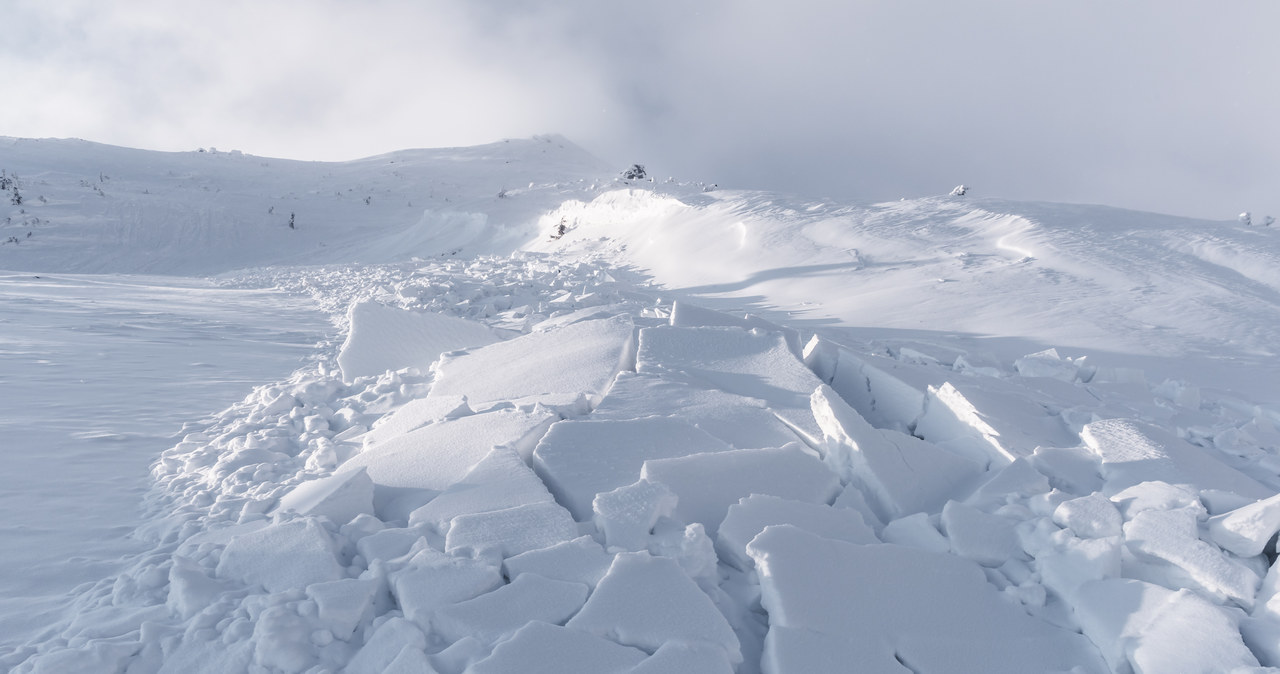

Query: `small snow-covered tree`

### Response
(1264, 215, 1276, 227)
(950, 185, 968, 196)
(1239, 211, 1252, 226)
(622, 164, 646, 180)
(9, 188, 20, 206)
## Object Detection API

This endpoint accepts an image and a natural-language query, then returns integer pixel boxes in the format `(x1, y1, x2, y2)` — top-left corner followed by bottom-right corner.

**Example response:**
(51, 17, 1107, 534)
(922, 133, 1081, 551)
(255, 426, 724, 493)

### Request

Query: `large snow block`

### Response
(804, 337, 931, 433)
(362, 394, 472, 447)
(215, 518, 343, 593)
(465, 621, 647, 674)
(338, 300, 498, 383)
(566, 552, 742, 665)
(1075, 578, 1259, 674)
(748, 525, 1106, 673)
(409, 446, 557, 534)
(636, 326, 826, 445)
(433, 573, 589, 645)
(390, 548, 502, 631)
(444, 501, 580, 561)
(345, 617, 428, 674)
(592, 479, 679, 551)
(811, 384, 983, 522)
(1123, 506, 1260, 609)
(716, 494, 878, 571)
(591, 372, 802, 449)
(940, 500, 1020, 568)
(1082, 418, 1271, 499)
(272, 467, 374, 526)
(639, 446, 841, 537)
(306, 577, 379, 641)
(429, 314, 634, 406)
(502, 535, 615, 589)
(1209, 492, 1280, 559)
(668, 300, 802, 356)
(531, 417, 734, 521)
(339, 408, 557, 495)
(915, 381, 1077, 467)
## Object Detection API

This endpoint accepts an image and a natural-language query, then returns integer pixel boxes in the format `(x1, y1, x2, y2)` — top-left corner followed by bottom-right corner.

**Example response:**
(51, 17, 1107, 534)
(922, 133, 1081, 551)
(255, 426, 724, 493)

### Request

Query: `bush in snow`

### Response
(1264, 215, 1275, 227)
(950, 185, 968, 196)
(622, 164, 647, 181)
(1239, 212, 1252, 226)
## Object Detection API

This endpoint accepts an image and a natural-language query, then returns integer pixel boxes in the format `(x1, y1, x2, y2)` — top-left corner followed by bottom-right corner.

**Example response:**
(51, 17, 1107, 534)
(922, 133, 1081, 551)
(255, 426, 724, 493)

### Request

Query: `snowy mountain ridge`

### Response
(3, 136, 1280, 673)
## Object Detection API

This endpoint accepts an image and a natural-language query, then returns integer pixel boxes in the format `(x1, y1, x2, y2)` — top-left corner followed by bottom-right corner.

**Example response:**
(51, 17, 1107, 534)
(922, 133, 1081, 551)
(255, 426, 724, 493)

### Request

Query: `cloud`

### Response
(1, 0, 1277, 219)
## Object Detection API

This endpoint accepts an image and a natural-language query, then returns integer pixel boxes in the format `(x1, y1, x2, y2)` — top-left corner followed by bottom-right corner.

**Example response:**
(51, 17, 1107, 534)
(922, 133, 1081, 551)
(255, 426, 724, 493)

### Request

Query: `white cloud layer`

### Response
(3, 0, 1277, 219)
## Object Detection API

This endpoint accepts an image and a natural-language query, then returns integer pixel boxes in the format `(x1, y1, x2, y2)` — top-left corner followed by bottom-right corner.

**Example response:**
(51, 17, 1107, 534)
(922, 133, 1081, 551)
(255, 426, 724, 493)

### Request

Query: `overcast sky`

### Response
(3, 0, 1277, 220)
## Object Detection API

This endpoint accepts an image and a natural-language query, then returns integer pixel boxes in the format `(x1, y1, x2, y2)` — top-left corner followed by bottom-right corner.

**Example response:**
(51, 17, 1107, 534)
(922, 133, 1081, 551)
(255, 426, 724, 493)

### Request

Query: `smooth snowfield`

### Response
(2, 136, 1280, 673)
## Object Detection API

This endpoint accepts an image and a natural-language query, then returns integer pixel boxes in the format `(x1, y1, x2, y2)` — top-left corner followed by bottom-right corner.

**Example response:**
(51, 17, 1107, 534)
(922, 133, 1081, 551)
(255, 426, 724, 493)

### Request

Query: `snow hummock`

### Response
(5, 135, 1280, 673)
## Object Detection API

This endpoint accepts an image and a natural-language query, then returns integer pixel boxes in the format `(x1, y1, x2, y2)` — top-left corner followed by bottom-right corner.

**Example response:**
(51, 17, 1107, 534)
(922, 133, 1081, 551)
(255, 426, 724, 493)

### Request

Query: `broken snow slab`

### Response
(1123, 506, 1261, 609)
(636, 325, 825, 446)
(1074, 577, 1260, 673)
(444, 501, 580, 561)
(465, 621, 647, 674)
(803, 336, 936, 433)
(592, 479, 679, 551)
(338, 300, 498, 383)
(1082, 418, 1271, 500)
(408, 446, 557, 534)
(716, 494, 878, 571)
(271, 466, 375, 526)
(639, 445, 841, 537)
(812, 384, 984, 522)
(940, 500, 1021, 568)
(362, 394, 473, 447)
(591, 372, 802, 449)
(668, 300, 802, 356)
(339, 408, 556, 499)
(746, 525, 1105, 673)
(627, 640, 735, 674)
(1209, 492, 1280, 559)
(432, 573, 589, 645)
(214, 518, 344, 593)
(390, 547, 502, 632)
(429, 314, 634, 407)
(502, 535, 614, 589)
(531, 417, 734, 521)
(915, 379, 1079, 468)
(565, 551, 742, 666)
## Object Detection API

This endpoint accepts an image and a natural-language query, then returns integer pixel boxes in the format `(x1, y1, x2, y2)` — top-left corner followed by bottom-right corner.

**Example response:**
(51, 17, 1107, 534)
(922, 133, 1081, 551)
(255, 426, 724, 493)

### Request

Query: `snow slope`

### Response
(3, 136, 1280, 673)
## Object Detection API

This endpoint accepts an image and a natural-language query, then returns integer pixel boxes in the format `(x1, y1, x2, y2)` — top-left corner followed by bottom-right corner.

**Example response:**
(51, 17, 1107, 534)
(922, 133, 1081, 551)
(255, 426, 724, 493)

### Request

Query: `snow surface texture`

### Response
(4, 136, 1280, 673)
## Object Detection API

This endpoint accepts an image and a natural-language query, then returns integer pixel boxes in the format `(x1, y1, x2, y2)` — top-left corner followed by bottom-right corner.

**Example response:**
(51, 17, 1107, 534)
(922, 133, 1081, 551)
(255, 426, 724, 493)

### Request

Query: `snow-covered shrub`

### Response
(950, 185, 968, 196)
(622, 164, 647, 181)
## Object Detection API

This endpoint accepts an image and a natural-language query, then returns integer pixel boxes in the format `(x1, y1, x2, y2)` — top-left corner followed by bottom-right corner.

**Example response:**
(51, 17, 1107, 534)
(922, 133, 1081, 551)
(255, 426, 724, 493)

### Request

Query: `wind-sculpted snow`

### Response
(5, 138, 1280, 673)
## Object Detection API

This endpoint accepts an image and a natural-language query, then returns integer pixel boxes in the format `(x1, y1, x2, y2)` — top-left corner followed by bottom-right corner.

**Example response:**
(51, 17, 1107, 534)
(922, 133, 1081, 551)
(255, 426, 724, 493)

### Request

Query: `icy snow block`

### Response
(502, 535, 614, 589)
(1123, 506, 1260, 609)
(811, 384, 983, 522)
(445, 501, 580, 561)
(746, 525, 1105, 673)
(1053, 492, 1123, 539)
(716, 494, 878, 571)
(941, 500, 1020, 567)
(1082, 418, 1271, 499)
(627, 640, 735, 674)
(804, 337, 931, 433)
(640, 446, 840, 537)
(1014, 348, 1079, 382)
(215, 518, 343, 593)
(409, 446, 557, 534)
(916, 381, 1075, 468)
(1029, 445, 1104, 495)
(391, 548, 502, 631)
(566, 552, 742, 665)
(305, 578, 378, 641)
(593, 479, 678, 551)
(356, 526, 422, 564)
(362, 394, 472, 447)
(433, 573, 589, 645)
(591, 372, 802, 449)
(532, 417, 734, 521)
(1210, 492, 1280, 558)
(340, 408, 557, 494)
(668, 300, 801, 356)
(880, 512, 951, 554)
(1035, 535, 1121, 605)
(464, 621, 647, 674)
(429, 314, 634, 406)
(636, 326, 826, 445)
(272, 466, 374, 526)
(338, 300, 498, 383)
(345, 616, 428, 674)
(965, 457, 1051, 512)
(1075, 578, 1260, 674)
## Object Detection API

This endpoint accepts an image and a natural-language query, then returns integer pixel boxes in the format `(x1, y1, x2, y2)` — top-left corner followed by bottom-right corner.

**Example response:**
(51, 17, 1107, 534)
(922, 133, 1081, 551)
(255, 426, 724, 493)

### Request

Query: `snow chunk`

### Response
(1035, 535, 1122, 605)
(390, 549, 502, 631)
(1209, 492, 1280, 558)
(363, 395, 473, 446)
(941, 500, 1020, 567)
(640, 445, 841, 537)
(430, 314, 634, 406)
(214, 518, 343, 593)
(434, 573, 588, 645)
(966, 457, 1052, 512)
(338, 300, 497, 383)
(167, 555, 232, 619)
(1075, 578, 1259, 673)
(306, 578, 378, 641)
(716, 494, 877, 571)
(1082, 418, 1271, 500)
(1029, 445, 1104, 495)
(880, 512, 951, 554)
(1053, 492, 1123, 539)
(1123, 506, 1260, 608)
(465, 621, 647, 674)
(1014, 348, 1079, 382)
(272, 467, 374, 526)
(532, 417, 734, 521)
(445, 501, 580, 561)
(502, 535, 614, 589)
(566, 552, 742, 664)
(345, 617, 428, 674)
(636, 325, 825, 445)
(340, 408, 556, 497)
(409, 446, 557, 533)
(591, 372, 802, 449)
(593, 479, 679, 551)
(668, 300, 801, 356)
(627, 640, 735, 674)
(746, 525, 1104, 672)
(811, 384, 983, 522)
(804, 337, 929, 433)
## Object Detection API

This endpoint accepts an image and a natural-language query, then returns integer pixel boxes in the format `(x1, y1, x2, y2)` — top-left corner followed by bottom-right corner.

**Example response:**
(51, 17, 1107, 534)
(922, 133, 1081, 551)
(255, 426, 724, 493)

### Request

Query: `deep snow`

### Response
(2, 135, 1279, 673)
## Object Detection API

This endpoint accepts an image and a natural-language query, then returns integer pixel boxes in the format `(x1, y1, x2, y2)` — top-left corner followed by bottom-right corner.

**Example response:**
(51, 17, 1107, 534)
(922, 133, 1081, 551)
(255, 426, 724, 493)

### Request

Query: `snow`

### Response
(5, 135, 1280, 673)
